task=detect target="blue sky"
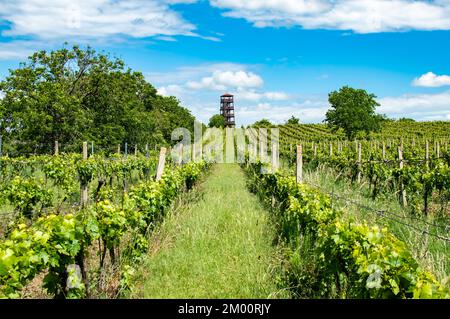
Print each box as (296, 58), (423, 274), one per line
(1, 0), (450, 125)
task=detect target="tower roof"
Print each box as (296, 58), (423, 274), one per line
(221, 93), (233, 97)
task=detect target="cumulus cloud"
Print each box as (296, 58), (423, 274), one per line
(412, 72), (450, 87)
(157, 84), (185, 97)
(0, 0), (198, 40)
(238, 101), (329, 124)
(237, 89), (289, 101)
(237, 89), (450, 125)
(209, 0), (450, 33)
(186, 70), (263, 90)
(265, 91), (289, 100)
(0, 41), (43, 60)
(182, 69), (290, 102)
(145, 63), (248, 86)
(378, 91), (450, 120)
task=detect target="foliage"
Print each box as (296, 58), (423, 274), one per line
(0, 160), (208, 298)
(0, 176), (53, 218)
(252, 119), (273, 127)
(0, 45), (195, 155)
(324, 86), (383, 139)
(398, 118), (416, 123)
(208, 114), (226, 128)
(286, 116), (300, 125)
(244, 162), (449, 299)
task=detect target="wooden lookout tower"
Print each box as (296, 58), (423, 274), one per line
(220, 93), (235, 127)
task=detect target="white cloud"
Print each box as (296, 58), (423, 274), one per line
(157, 84), (185, 97)
(0, 0), (199, 40)
(237, 102), (329, 124)
(210, 0), (450, 33)
(0, 41), (41, 60)
(181, 69), (289, 102)
(412, 72), (450, 87)
(145, 63), (248, 86)
(237, 89), (289, 101)
(237, 90), (263, 101)
(186, 70), (263, 90)
(264, 91), (289, 100)
(379, 91), (450, 120)
(155, 36), (178, 42)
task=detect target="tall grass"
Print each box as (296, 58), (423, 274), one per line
(131, 164), (288, 298)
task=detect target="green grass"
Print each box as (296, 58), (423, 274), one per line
(131, 164), (286, 298)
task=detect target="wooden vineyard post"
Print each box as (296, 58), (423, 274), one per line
(290, 144), (293, 163)
(178, 143), (183, 166)
(125, 142), (128, 157)
(398, 146), (407, 207)
(117, 144), (121, 155)
(91, 142), (94, 156)
(155, 147), (167, 181)
(81, 142), (88, 207)
(314, 143), (317, 157)
(329, 142), (333, 156)
(144, 144), (150, 179)
(272, 143), (279, 172)
(296, 145), (303, 183)
(75, 144), (90, 296)
(259, 130), (266, 163)
(424, 140), (430, 215)
(54, 141), (59, 156)
(357, 142), (362, 184)
(436, 142), (440, 158)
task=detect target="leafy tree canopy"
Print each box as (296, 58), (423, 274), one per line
(324, 86), (383, 139)
(0, 44), (195, 155)
(252, 119), (273, 127)
(286, 116), (300, 125)
(398, 117), (416, 122)
(208, 114), (226, 128)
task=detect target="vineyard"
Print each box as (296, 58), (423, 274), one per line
(256, 121), (450, 142)
(244, 120), (449, 298)
(0, 147), (208, 298)
(0, 121), (449, 299)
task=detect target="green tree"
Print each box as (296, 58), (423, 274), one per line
(286, 116), (300, 125)
(398, 117), (416, 122)
(0, 44), (195, 154)
(252, 119), (272, 127)
(208, 114), (226, 128)
(325, 86), (383, 139)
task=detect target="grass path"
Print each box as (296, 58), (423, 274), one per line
(131, 164), (284, 298)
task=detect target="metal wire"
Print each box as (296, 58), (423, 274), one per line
(304, 180), (450, 242)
